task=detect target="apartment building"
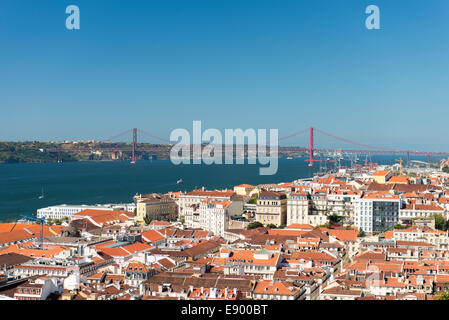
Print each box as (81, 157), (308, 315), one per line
(253, 280), (306, 300)
(287, 189), (359, 227)
(256, 191), (287, 226)
(178, 190), (241, 228)
(199, 199), (243, 237)
(14, 276), (63, 300)
(287, 192), (313, 225)
(124, 261), (156, 287)
(212, 248), (282, 280)
(135, 193), (178, 225)
(354, 192), (400, 233)
(390, 225), (449, 250)
(399, 202), (445, 225)
(327, 191), (362, 224)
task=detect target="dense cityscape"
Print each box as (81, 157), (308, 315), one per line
(1, 158), (449, 301)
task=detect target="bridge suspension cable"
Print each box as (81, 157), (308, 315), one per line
(103, 129), (132, 142)
(278, 128), (309, 142)
(137, 129), (175, 144)
(313, 127), (396, 152)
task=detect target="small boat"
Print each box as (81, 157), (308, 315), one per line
(130, 161), (136, 165)
(287, 157), (293, 160)
(177, 179), (183, 184)
(38, 188), (44, 200)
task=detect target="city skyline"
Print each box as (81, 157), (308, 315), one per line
(1, 0), (449, 151)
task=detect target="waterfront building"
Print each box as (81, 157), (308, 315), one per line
(37, 205), (112, 221)
(37, 204), (136, 221)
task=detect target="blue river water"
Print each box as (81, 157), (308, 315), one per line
(0, 155), (438, 221)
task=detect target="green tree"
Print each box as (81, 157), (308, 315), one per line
(443, 167), (449, 174)
(432, 214), (446, 231)
(179, 215), (185, 225)
(266, 224), (278, 229)
(358, 230), (366, 237)
(435, 289), (449, 300)
(327, 214), (343, 225)
(144, 217), (153, 225)
(247, 221), (264, 230)
(248, 194), (259, 205)
(133, 208), (137, 216)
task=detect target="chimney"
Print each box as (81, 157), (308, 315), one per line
(225, 288), (228, 297)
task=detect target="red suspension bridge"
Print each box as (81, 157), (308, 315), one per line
(46, 127), (449, 165)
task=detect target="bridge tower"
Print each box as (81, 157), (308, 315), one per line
(308, 127), (314, 166)
(406, 151), (410, 167)
(132, 128), (137, 163)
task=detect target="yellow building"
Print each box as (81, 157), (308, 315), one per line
(135, 194), (178, 225)
(255, 191), (287, 226)
(233, 184), (256, 196)
(372, 170), (392, 184)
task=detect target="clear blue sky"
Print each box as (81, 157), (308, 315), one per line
(0, 0), (448, 151)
